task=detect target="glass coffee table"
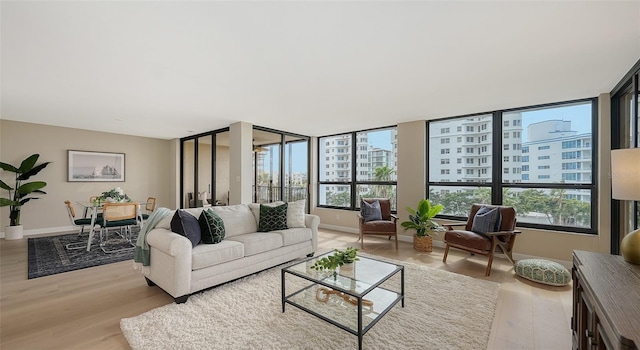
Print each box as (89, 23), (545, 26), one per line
(281, 252), (404, 350)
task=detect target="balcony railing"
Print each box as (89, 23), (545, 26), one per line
(254, 185), (307, 203)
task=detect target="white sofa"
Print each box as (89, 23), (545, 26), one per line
(143, 204), (319, 303)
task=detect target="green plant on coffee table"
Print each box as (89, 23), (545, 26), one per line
(310, 247), (360, 272)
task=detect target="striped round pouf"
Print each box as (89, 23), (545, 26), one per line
(514, 259), (571, 286)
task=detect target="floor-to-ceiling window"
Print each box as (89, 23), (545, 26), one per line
(180, 128), (230, 208)
(253, 127), (310, 207)
(318, 126), (398, 211)
(611, 59), (640, 254)
(428, 98), (597, 234)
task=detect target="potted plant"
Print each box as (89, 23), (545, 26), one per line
(0, 154), (51, 240)
(95, 187), (131, 204)
(310, 247), (360, 276)
(401, 199), (445, 252)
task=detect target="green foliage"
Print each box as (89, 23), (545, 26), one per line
(96, 188), (131, 203)
(325, 191), (350, 207)
(400, 199), (445, 237)
(428, 187), (591, 227)
(310, 247), (360, 272)
(0, 154), (51, 226)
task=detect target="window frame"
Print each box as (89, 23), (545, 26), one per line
(427, 98), (598, 234)
(317, 126), (398, 211)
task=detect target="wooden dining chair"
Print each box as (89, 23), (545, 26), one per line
(141, 197), (157, 220)
(100, 202), (139, 253)
(64, 200), (101, 250)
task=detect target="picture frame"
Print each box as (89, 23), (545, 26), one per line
(68, 150), (125, 182)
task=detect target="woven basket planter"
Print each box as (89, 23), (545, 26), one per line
(413, 235), (433, 252)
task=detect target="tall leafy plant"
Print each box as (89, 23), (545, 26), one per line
(0, 154), (51, 226)
(401, 199), (445, 237)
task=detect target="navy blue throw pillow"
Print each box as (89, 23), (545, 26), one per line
(361, 200), (382, 222)
(171, 209), (201, 247)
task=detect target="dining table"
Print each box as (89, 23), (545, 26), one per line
(75, 201), (147, 251)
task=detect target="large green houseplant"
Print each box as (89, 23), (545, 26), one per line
(401, 199), (445, 252)
(0, 154), (51, 239)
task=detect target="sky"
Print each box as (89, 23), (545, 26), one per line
(518, 102), (592, 142)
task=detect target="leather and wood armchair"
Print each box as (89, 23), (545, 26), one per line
(356, 198), (398, 250)
(443, 204), (521, 276)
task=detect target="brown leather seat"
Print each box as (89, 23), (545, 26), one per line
(443, 204), (521, 276)
(357, 198), (398, 250)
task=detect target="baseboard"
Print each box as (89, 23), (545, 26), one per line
(0, 226), (75, 239)
(318, 224), (359, 234)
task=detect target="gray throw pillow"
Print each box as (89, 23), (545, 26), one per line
(471, 206), (502, 234)
(198, 209), (225, 244)
(171, 209), (201, 247)
(361, 200), (382, 222)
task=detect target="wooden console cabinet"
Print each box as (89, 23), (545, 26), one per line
(572, 250), (640, 350)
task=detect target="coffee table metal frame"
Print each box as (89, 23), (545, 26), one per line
(281, 252), (404, 350)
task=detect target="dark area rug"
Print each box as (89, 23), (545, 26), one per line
(27, 228), (139, 279)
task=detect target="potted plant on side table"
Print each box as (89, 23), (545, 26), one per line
(0, 154), (51, 240)
(401, 199), (445, 252)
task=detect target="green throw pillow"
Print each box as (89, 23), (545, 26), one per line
(198, 209), (225, 244)
(258, 203), (288, 232)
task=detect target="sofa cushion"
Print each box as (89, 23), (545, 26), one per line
(191, 240), (244, 270)
(210, 205), (257, 237)
(444, 229), (492, 251)
(361, 200), (382, 222)
(170, 209), (201, 247)
(286, 200), (306, 228)
(226, 232), (283, 256)
(471, 206), (502, 234)
(198, 209), (225, 244)
(248, 202), (281, 225)
(249, 201), (306, 228)
(273, 227), (312, 247)
(258, 203), (288, 232)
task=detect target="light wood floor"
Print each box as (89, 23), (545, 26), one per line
(0, 229), (573, 349)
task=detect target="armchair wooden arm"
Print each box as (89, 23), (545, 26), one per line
(484, 229), (522, 236)
(444, 222), (467, 230)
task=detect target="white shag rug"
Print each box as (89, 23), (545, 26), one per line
(121, 256), (500, 350)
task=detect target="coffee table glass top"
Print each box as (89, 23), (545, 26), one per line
(282, 252), (404, 336)
(285, 252), (402, 296)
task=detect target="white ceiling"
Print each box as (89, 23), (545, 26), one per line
(2, 1), (639, 140)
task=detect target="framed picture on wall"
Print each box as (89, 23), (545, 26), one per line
(68, 150), (125, 182)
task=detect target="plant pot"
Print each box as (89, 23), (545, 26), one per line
(414, 235), (433, 252)
(339, 263), (356, 279)
(5, 225), (24, 240)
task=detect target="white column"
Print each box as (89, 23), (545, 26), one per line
(229, 122), (254, 204)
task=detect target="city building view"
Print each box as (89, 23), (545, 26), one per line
(318, 128), (398, 209)
(428, 101), (593, 228)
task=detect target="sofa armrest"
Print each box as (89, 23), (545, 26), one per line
(305, 214), (320, 253)
(147, 228), (193, 257)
